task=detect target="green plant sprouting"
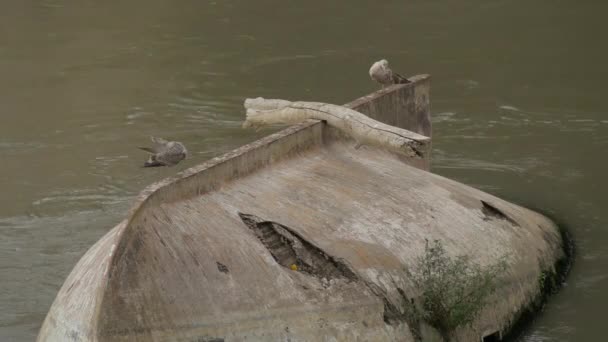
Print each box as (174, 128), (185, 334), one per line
(409, 239), (508, 341)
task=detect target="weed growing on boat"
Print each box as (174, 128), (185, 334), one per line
(409, 239), (508, 341)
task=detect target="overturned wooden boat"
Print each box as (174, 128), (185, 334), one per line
(38, 75), (567, 342)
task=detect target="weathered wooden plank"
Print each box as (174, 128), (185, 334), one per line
(345, 74), (432, 138)
(243, 98), (429, 158)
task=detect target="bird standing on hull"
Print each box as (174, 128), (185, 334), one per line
(369, 59), (410, 88)
(138, 136), (187, 167)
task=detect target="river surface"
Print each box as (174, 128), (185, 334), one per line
(1, 1), (606, 341)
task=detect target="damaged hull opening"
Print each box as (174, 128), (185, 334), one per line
(238, 213), (356, 280)
(238, 212), (416, 331)
(481, 200), (520, 226)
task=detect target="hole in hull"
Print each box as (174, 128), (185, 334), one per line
(482, 330), (501, 342)
(238, 213), (421, 330)
(216, 261), (229, 273)
(481, 200), (519, 226)
(238, 213), (356, 280)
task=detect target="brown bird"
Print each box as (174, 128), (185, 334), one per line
(369, 59), (410, 88)
(138, 136), (187, 167)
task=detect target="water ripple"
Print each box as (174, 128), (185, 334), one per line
(29, 184), (131, 217)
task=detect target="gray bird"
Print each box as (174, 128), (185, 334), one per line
(369, 59), (410, 88)
(138, 136), (187, 167)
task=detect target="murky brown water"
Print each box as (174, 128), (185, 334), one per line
(1, 1), (606, 340)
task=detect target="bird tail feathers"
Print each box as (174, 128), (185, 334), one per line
(138, 147), (156, 153)
(143, 159), (164, 167)
(393, 73), (411, 84)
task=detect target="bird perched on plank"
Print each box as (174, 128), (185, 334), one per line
(369, 59), (410, 88)
(138, 136), (187, 167)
